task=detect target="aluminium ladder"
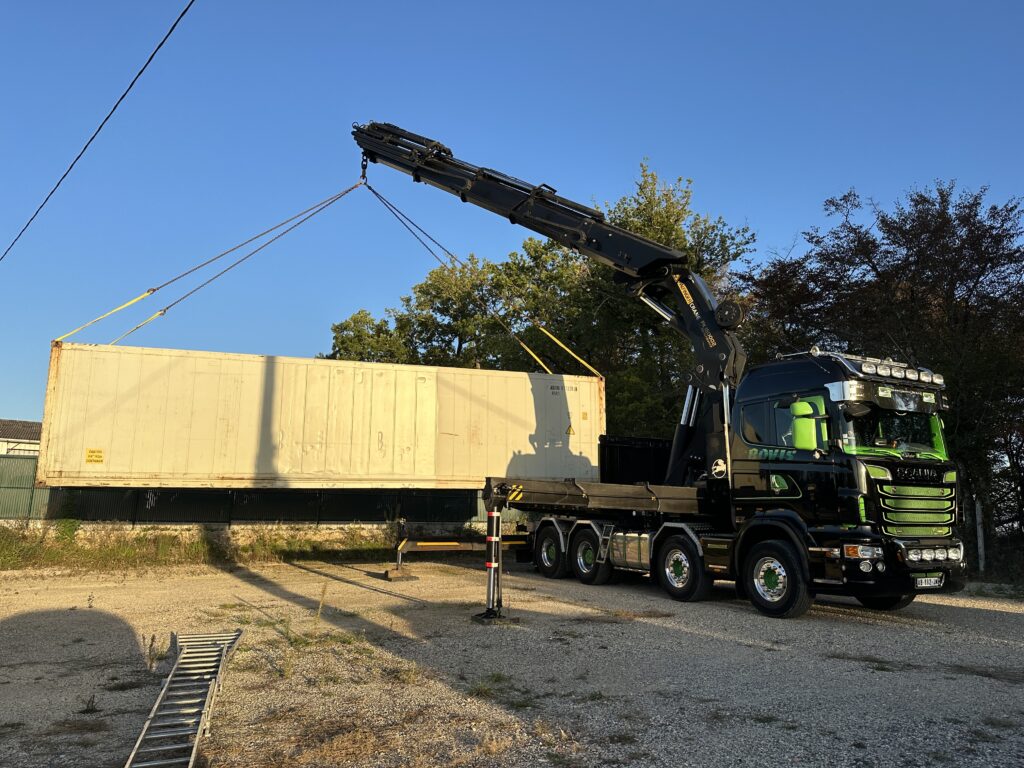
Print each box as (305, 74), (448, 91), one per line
(123, 630), (242, 768)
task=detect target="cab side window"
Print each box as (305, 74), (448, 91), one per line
(774, 403), (795, 447)
(740, 401), (771, 445)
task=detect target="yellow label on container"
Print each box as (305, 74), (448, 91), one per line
(85, 448), (105, 464)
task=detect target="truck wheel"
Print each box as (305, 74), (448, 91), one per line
(857, 593), (916, 611)
(655, 535), (711, 602)
(569, 528), (613, 585)
(744, 540), (812, 618)
(534, 525), (569, 579)
(733, 578), (748, 600)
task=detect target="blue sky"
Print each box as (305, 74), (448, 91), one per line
(1, 1), (1020, 419)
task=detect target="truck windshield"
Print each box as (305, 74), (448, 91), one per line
(843, 406), (947, 459)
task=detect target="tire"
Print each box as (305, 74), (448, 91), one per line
(534, 525), (569, 579)
(857, 593), (916, 611)
(743, 540), (812, 618)
(734, 577), (748, 600)
(655, 535), (712, 602)
(569, 528), (613, 585)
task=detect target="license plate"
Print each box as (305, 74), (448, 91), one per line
(915, 576), (943, 589)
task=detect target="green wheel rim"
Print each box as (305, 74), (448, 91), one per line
(753, 556), (788, 603)
(576, 540), (596, 573)
(541, 540), (558, 568)
(664, 548), (691, 588)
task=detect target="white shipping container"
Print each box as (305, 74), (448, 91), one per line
(37, 342), (605, 489)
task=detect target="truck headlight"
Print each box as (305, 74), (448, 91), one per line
(905, 369), (919, 381)
(908, 549), (922, 561)
(877, 364), (892, 376)
(947, 546), (962, 561)
(921, 549), (935, 561)
(933, 374), (944, 385)
(844, 545), (883, 559)
(933, 547), (947, 560)
(919, 371), (933, 383)
(862, 362), (877, 375)
(891, 367), (905, 379)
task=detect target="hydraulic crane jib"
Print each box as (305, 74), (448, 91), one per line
(352, 121), (966, 619)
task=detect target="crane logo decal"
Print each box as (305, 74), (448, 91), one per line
(711, 459), (727, 478)
(674, 278), (717, 349)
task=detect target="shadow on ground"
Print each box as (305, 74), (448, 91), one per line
(0, 607), (165, 768)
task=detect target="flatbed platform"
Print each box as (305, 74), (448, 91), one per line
(485, 477), (702, 515)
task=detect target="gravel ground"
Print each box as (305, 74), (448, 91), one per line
(1, 559), (1022, 768)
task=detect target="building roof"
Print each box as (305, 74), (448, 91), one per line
(0, 419), (42, 442)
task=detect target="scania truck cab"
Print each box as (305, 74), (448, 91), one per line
(353, 122), (967, 617)
(727, 350), (964, 612)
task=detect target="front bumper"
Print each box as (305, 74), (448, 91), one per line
(817, 536), (967, 597)
(840, 562), (967, 597)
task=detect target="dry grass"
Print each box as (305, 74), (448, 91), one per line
(608, 608), (673, 620)
(103, 675), (159, 692)
(43, 718), (111, 736)
(0, 523), (391, 571)
(386, 665), (423, 685)
(478, 734), (513, 754)
(217, 714), (406, 767)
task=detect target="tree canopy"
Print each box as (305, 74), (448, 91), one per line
(738, 182), (1024, 563)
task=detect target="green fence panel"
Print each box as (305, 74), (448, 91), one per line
(0, 456), (43, 519)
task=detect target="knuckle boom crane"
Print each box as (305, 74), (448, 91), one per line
(353, 122), (966, 618)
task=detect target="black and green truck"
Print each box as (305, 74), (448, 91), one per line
(354, 123), (967, 618)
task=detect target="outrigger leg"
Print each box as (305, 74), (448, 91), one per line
(473, 484), (519, 625)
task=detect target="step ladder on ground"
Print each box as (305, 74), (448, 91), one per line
(123, 630), (242, 768)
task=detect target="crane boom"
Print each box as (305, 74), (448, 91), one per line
(352, 122), (746, 392)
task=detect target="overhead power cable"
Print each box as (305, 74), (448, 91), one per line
(366, 183), (601, 378)
(0, 0), (197, 265)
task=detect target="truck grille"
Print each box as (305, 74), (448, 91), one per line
(877, 484), (955, 537)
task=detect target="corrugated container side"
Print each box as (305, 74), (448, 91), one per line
(38, 343), (605, 490)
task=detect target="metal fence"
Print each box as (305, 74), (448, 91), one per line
(0, 455), (487, 525)
(0, 455), (50, 519)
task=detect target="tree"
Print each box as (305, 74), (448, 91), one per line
(739, 182), (1024, 570)
(326, 309), (412, 364)
(326, 165), (754, 437)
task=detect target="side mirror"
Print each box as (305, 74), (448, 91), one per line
(790, 401), (819, 452)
